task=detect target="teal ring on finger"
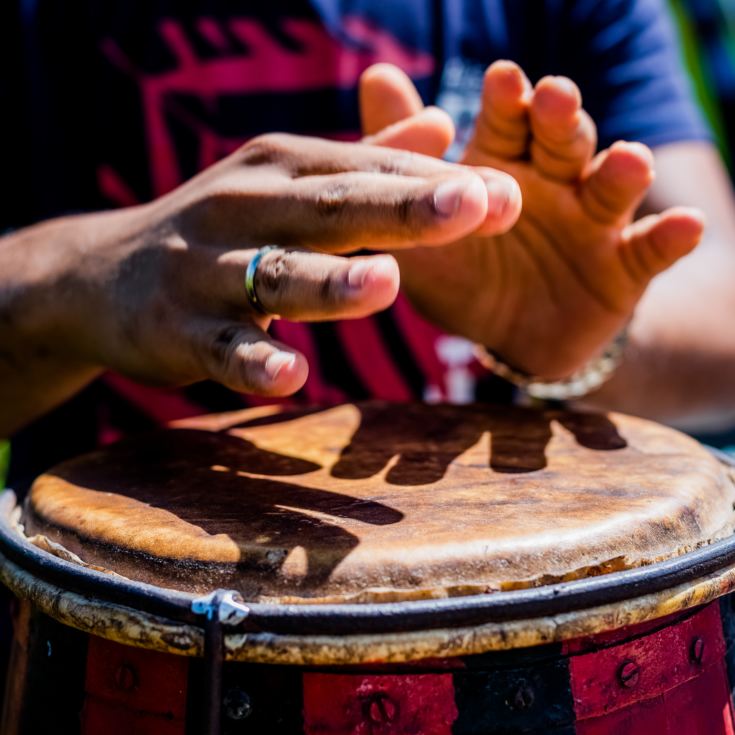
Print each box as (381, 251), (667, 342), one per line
(245, 245), (279, 315)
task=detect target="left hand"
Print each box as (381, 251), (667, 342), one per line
(360, 62), (705, 379)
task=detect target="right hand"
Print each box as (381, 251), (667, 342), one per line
(19, 132), (520, 397)
(361, 63), (704, 380)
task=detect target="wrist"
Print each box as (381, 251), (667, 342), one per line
(1, 206), (150, 368)
(476, 328), (629, 401)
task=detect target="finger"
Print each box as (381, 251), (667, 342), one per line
(207, 170), (521, 250)
(206, 249), (400, 320)
(529, 75), (597, 182)
(284, 172), (491, 248)
(246, 133), (469, 179)
(190, 320), (308, 396)
(359, 63), (424, 135)
(470, 60), (531, 160)
(620, 207), (704, 284)
(579, 142), (655, 225)
(365, 106), (455, 158)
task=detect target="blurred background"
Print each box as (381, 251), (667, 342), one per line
(671, 0), (735, 452)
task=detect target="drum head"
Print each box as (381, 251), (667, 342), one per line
(24, 403), (735, 603)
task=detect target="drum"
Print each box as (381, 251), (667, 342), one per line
(2, 402), (735, 734)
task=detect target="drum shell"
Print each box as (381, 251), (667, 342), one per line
(4, 594), (735, 734)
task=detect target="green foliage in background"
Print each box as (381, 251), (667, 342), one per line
(0, 442), (8, 489)
(669, 0), (734, 167)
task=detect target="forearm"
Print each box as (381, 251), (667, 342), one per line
(0, 211), (135, 437)
(585, 236), (735, 431)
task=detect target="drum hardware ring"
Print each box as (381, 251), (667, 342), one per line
(3, 452), (735, 638)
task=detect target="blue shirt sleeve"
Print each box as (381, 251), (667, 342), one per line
(559, 0), (711, 149)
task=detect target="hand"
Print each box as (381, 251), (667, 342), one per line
(360, 63), (705, 378)
(13, 133), (520, 399)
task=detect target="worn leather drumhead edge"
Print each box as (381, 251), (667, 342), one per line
(23, 403), (735, 604)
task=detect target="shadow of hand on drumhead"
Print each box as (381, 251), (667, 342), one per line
(330, 404), (627, 484)
(51, 427), (404, 590)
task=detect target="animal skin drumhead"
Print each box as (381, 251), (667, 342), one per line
(24, 402), (735, 603)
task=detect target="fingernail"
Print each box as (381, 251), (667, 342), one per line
(433, 179), (468, 217)
(348, 256), (396, 290)
(348, 260), (372, 289)
(265, 351), (296, 380)
(485, 178), (509, 219)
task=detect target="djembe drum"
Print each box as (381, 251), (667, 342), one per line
(2, 402), (735, 734)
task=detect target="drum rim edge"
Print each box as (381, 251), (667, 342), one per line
(1, 451), (734, 644)
(2, 532), (735, 664)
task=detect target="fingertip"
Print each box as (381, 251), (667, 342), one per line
(485, 60), (530, 97)
(359, 63), (423, 134)
(367, 106), (455, 157)
(658, 206), (706, 253)
(421, 106), (455, 137)
(348, 255), (401, 310)
(360, 62), (413, 87)
(419, 106), (455, 155)
(433, 174), (487, 216)
(589, 141), (655, 192)
(609, 141), (655, 169)
(362, 254), (400, 293)
(477, 171), (522, 234)
(427, 175), (489, 243)
(663, 205), (706, 230)
(264, 349), (309, 395)
(532, 75), (581, 118)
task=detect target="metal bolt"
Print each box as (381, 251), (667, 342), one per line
(365, 693), (398, 724)
(510, 683), (535, 711)
(223, 686), (253, 721)
(617, 660), (640, 688)
(114, 663), (138, 692)
(691, 636), (706, 665)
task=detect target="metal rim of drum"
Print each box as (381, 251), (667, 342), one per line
(2, 448), (735, 665)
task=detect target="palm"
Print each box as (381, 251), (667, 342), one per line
(397, 155), (635, 377)
(361, 61), (701, 379)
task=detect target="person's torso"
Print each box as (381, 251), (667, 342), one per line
(8, 1), (546, 480)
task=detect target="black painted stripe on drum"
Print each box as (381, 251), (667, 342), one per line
(309, 322), (371, 400)
(452, 644), (576, 734)
(17, 612), (89, 732)
(213, 662), (303, 735)
(374, 307), (426, 399)
(719, 595), (735, 701)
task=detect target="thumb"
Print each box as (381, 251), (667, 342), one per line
(360, 63), (425, 134)
(360, 64), (455, 158)
(365, 106), (456, 158)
